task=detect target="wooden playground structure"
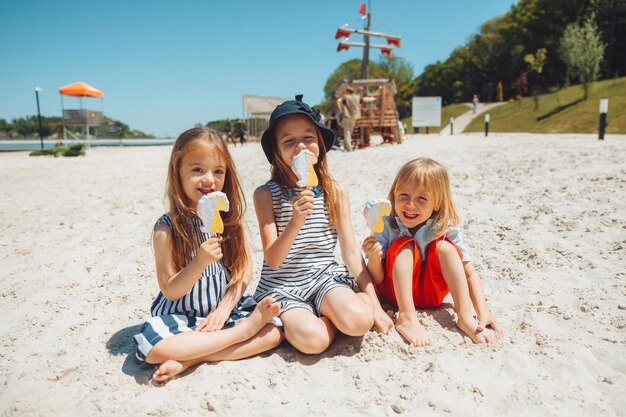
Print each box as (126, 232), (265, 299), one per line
(335, 78), (403, 147)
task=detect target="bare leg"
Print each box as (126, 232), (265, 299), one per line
(392, 245), (431, 347)
(437, 241), (497, 344)
(146, 297), (280, 367)
(153, 323), (283, 382)
(281, 308), (336, 354)
(320, 287), (374, 336)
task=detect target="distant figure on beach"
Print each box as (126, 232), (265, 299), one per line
(235, 119), (247, 145)
(362, 157), (503, 347)
(253, 95), (393, 354)
(472, 94), (479, 114)
(133, 127), (282, 383)
(224, 118), (236, 146)
(336, 87), (361, 152)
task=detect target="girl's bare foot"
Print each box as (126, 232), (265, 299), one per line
(153, 359), (185, 383)
(238, 297), (280, 339)
(456, 315), (498, 344)
(395, 312), (431, 347)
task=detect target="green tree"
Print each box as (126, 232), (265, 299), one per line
(524, 47), (547, 109)
(0, 118), (9, 134)
(559, 17), (606, 99)
(375, 56), (416, 117)
(413, 0), (616, 104)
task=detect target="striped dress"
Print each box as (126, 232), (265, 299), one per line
(253, 181), (358, 316)
(133, 214), (254, 362)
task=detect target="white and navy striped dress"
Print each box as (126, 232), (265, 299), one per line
(253, 181), (358, 316)
(134, 214), (254, 362)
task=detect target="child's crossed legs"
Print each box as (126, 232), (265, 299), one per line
(280, 287), (374, 354)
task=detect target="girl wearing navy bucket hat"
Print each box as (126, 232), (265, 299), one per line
(253, 95), (393, 354)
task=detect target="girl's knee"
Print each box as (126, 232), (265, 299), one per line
(336, 303), (374, 336)
(270, 325), (285, 347)
(286, 320), (331, 354)
(395, 244), (415, 263)
(260, 324), (284, 348)
(297, 338), (331, 355)
(436, 240), (457, 259)
(392, 243), (416, 268)
(144, 344), (165, 364)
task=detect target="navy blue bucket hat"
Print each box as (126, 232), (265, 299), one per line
(261, 95), (335, 162)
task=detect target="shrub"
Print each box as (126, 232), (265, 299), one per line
(29, 144), (85, 157)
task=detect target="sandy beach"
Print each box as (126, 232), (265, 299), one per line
(1, 132), (624, 416)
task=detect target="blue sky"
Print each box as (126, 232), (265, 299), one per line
(1, 0), (516, 137)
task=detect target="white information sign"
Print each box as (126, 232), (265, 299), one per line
(411, 97), (442, 127)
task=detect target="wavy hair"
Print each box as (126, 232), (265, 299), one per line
(266, 116), (340, 227)
(164, 127), (248, 287)
(388, 157), (460, 240)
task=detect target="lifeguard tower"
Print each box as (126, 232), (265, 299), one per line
(59, 82), (104, 147)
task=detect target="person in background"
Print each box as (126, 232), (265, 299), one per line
(336, 87), (361, 152)
(235, 119), (247, 146)
(224, 118), (236, 146)
(472, 94), (480, 114)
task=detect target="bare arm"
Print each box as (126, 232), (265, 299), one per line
(361, 236), (385, 284)
(335, 185), (393, 333)
(336, 97), (343, 114)
(254, 185), (314, 269)
(153, 224), (223, 301)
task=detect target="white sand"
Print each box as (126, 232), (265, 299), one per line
(1, 133), (624, 416)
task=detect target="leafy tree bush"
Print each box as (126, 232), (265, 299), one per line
(524, 48), (548, 109)
(559, 17), (606, 99)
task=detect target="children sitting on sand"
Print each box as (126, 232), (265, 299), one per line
(135, 123), (501, 377)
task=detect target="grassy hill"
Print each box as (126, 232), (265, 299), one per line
(401, 103), (471, 134)
(464, 77), (626, 133)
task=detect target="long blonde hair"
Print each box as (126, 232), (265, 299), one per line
(164, 127), (248, 287)
(267, 117), (341, 227)
(388, 157), (460, 240)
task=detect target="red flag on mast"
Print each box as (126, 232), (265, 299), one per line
(359, 3), (366, 15)
(335, 28), (351, 39)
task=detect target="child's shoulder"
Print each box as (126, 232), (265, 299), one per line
(253, 183), (274, 200)
(153, 213), (173, 232)
(254, 182), (272, 194)
(254, 180), (287, 198)
(253, 183), (277, 209)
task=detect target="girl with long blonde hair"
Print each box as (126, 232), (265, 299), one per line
(134, 127), (281, 382)
(362, 157), (503, 347)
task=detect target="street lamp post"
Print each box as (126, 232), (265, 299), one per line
(35, 87), (44, 150)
